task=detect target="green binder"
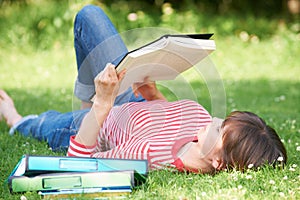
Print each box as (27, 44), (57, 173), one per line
(9, 170), (134, 193)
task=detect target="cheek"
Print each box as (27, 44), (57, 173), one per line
(197, 126), (206, 135)
(213, 130), (224, 155)
(215, 137), (223, 151)
(196, 127), (206, 146)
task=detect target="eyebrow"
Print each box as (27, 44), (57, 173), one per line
(208, 119), (224, 135)
(213, 118), (224, 127)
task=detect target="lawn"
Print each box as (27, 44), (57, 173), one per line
(0, 1), (299, 199)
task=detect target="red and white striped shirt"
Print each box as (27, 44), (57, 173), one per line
(68, 99), (212, 171)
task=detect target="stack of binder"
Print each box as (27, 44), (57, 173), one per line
(7, 155), (148, 199)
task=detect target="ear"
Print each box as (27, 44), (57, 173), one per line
(212, 158), (223, 170)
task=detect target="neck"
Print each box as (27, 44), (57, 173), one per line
(178, 142), (211, 173)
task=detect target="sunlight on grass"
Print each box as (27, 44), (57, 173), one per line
(0, 45), (76, 89)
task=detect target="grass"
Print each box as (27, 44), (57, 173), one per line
(0, 0), (300, 199)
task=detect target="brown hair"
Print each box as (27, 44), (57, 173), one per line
(220, 111), (287, 171)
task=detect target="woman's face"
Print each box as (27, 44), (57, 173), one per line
(197, 117), (224, 158)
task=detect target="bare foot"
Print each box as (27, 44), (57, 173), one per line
(0, 90), (22, 127)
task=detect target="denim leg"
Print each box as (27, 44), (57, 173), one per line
(73, 5), (145, 105)
(13, 109), (89, 151)
(10, 5), (146, 152)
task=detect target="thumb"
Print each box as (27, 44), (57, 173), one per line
(132, 83), (140, 98)
(117, 68), (127, 81)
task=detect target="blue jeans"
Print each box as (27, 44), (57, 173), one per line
(73, 5), (143, 104)
(10, 5), (145, 151)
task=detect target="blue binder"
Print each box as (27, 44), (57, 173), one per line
(9, 155), (148, 178)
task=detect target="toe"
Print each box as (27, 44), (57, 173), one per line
(0, 90), (10, 100)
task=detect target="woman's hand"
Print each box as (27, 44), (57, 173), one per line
(132, 77), (166, 101)
(75, 63), (126, 147)
(93, 63), (126, 108)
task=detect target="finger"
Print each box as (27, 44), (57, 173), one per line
(134, 92), (139, 98)
(107, 63), (116, 72)
(95, 63), (116, 81)
(105, 63), (115, 69)
(97, 65), (115, 85)
(143, 76), (150, 83)
(102, 63), (114, 76)
(132, 83), (139, 98)
(94, 70), (105, 83)
(144, 76), (154, 83)
(105, 63), (114, 74)
(0, 90), (6, 100)
(117, 68), (127, 81)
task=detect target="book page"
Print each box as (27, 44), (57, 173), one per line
(11, 157), (26, 177)
(169, 36), (215, 49)
(117, 37), (215, 95)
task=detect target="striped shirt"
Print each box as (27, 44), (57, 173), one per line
(68, 99), (212, 171)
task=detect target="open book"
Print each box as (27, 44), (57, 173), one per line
(115, 33), (215, 95)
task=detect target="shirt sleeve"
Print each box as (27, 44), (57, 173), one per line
(67, 135), (146, 161)
(91, 140), (145, 160)
(67, 135), (97, 157)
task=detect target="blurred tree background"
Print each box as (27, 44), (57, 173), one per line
(0, 0), (299, 51)
(1, 0), (300, 17)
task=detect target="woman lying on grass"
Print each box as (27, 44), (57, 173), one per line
(0, 5), (287, 174)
